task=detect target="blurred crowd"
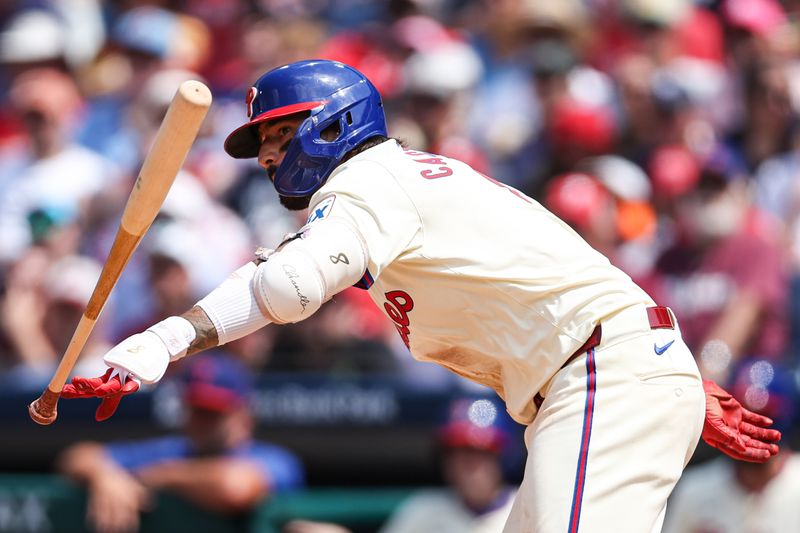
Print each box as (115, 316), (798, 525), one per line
(2, 0), (799, 396)
(3, 0), (800, 530)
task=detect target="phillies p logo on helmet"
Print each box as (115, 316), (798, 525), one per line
(246, 87), (258, 118)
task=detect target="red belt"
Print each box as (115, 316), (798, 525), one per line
(533, 306), (674, 409)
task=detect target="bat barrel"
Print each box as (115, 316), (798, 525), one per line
(120, 80), (213, 236)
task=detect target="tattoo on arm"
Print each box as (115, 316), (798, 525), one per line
(180, 306), (219, 356)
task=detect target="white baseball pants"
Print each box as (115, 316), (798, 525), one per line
(503, 304), (705, 533)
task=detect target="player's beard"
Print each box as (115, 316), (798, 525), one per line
(267, 164), (312, 211)
(279, 194), (312, 210)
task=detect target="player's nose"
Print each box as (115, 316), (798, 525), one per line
(258, 141), (281, 170)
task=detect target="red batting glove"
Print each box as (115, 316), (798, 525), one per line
(62, 368), (140, 421)
(702, 379), (781, 463)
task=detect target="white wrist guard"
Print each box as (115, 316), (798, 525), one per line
(196, 262), (272, 345)
(147, 315), (196, 362)
(254, 217), (368, 324)
(103, 316), (195, 384)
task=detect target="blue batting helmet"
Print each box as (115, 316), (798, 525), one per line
(224, 59), (388, 197)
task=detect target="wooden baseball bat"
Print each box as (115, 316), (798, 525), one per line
(28, 80), (212, 425)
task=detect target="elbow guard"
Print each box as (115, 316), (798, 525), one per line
(254, 218), (368, 324)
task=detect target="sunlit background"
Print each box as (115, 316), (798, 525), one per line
(1, 0), (799, 532)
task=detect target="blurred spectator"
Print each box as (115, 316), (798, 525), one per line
(528, 96), (619, 197)
(110, 219), (208, 346)
(144, 222), (200, 322)
(91, 68), (254, 342)
(267, 287), (400, 376)
(76, 5), (210, 166)
(613, 53), (670, 161)
(55, 0), (106, 68)
(127, 212), (275, 371)
(641, 146), (789, 383)
(0, 7), (68, 75)
(210, 14), (326, 96)
(152, 173), (254, 295)
(0, 68), (121, 266)
(737, 59), (797, 173)
(460, 0), (547, 188)
(663, 358), (800, 533)
(58, 353), (304, 532)
(544, 172), (619, 255)
(649, 143), (702, 205)
(721, 0), (790, 90)
(754, 124), (800, 227)
(578, 156), (656, 242)
(754, 124), (800, 357)
(0, 252), (109, 386)
(318, 26), (404, 100)
(285, 396), (520, 533)
(544, 161), (657, 278)
(0, 2), (105, 71)
(380, 397), (519, 533)
(389, 14), (484, 159)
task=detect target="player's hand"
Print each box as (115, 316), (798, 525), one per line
(701, 379), (781, 463)
(62, 368), (140, 421)
(62, 328), (174, 421)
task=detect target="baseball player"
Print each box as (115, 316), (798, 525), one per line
(63, 60), (781, 532)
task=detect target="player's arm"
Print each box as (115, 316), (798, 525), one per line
(62, 217), (368, 420)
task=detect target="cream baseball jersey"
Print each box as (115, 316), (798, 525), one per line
(307, 140), (655, 423)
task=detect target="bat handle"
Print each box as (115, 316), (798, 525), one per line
(28, 312), (100, 425)
(28, 388), (60, 425)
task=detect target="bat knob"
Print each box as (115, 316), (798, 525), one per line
(28, 389), (59, 425)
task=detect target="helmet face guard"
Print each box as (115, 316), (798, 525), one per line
(224, 60), (388, 197)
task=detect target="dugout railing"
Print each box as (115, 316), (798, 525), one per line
(0, 474), (415, 533)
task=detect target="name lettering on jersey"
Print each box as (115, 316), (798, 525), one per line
(307, 194), (336, 224)
(404, 150), (453, 179)
(404, 150), (531, 203)
(384, 290), (414, 348)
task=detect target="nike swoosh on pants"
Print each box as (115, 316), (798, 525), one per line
(653, 340), (675, 355)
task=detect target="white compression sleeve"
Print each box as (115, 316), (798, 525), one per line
(196, 261), (272, 346)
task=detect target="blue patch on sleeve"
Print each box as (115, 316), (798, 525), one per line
(307, 195), (336, 224)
